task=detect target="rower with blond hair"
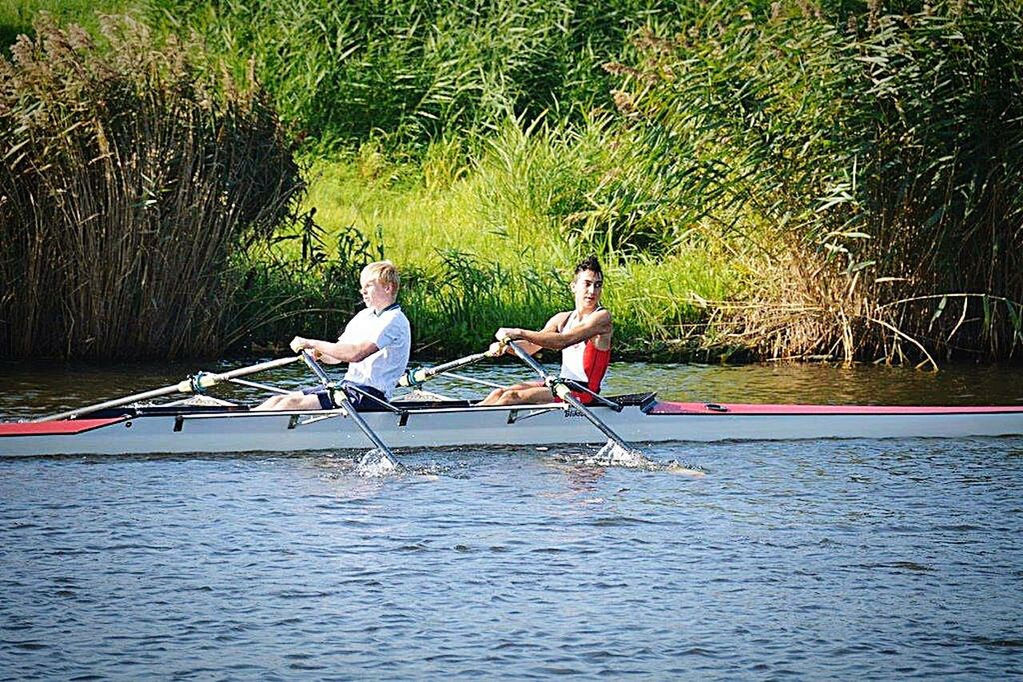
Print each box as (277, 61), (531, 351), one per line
(254, 260), (411, 411)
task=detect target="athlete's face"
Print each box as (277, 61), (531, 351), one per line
(571, 269), (603, 311)
(360, 274), (395, 311)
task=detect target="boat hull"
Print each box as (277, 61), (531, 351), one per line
(2, 397), (1023, 457)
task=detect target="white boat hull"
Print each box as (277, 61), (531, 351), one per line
(3, 396), (1023, 457)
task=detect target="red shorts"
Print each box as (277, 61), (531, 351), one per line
(555, 392), (594, 405)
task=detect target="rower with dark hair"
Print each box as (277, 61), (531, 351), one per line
(479, 255), (612, 406)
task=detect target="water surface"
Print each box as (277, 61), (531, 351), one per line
(1, 360), (1022, 678)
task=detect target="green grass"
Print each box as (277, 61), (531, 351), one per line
(8, 1), (1022, 363)
(300, 151), (530, 268)
(0, 0), (134, 53)
(289, 150), (740, 358)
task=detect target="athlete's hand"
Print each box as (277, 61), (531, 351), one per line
(485, 340), (506, 357)
(495, 328), (521, 343)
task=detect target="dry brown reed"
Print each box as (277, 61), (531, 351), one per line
(604, 2), (1023, 366)
(0, 15), (303, 360)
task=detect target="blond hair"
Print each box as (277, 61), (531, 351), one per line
(362, 260), (400, 290)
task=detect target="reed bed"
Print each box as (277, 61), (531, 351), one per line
(0, 0), (130, 57)
(0, 16), (302, 360)
(600, 0), (1023, 364)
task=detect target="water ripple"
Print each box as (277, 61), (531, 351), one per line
(1, 435), (1022, 677)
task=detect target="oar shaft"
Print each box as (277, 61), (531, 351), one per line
(210, 355), (303, 382)
(505, 340), (635, 452)
(33, 355), (303, 423)
(300, 351), (332, 384)
(33, 384), (192, 423)
(335, 393), (395, 458)
(556, 388), (624, 444)
(300, 351), (400, 469)
(399, 351), (490, 387)
(505, 340), (549, 380)
(425, 351), (489, 376)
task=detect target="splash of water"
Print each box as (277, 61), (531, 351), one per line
(586, 440), (706, 477)
(588, 440), (649, 468)
(357, 448), (402, 477)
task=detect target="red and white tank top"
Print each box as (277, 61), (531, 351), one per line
(559, 309), (611, 397)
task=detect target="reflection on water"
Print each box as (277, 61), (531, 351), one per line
(2, 358), (1023, 420)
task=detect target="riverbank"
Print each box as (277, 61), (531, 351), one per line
(3, 2), (1021, 364)
(235, 152), (739, 361)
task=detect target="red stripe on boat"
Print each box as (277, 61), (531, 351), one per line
(0, 418), (126, 436)
(649, 401), (1023, 415)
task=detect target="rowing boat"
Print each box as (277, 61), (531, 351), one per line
(2, 392), (1023, 458)
(3, 354), (1022, 459)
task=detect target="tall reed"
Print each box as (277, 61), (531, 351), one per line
(0, 16), (303, 360)
(602, 0), (1023, 363)
(11, 2), (1019, 365)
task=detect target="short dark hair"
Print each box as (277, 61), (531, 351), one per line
(574, 255), (603, 278)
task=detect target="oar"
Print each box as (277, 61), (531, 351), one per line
(33, 355), (303, 423)
(502, 343), (704, 476)
(503, 339), (637, 455)
(398, 346), (502, 388)
(299, 350), (401, 471)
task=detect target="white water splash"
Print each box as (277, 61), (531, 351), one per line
(588, 440), (649, 468)
(357, 448), (401, 477)
(585, 440), (706, 477)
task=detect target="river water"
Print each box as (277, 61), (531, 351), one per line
(2, 359), (1022, 678)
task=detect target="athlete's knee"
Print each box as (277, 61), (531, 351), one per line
(493, 390), (524, 405)
(478, 388), (502, 406)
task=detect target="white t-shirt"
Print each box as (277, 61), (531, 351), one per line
(338, 304), (411, 399)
